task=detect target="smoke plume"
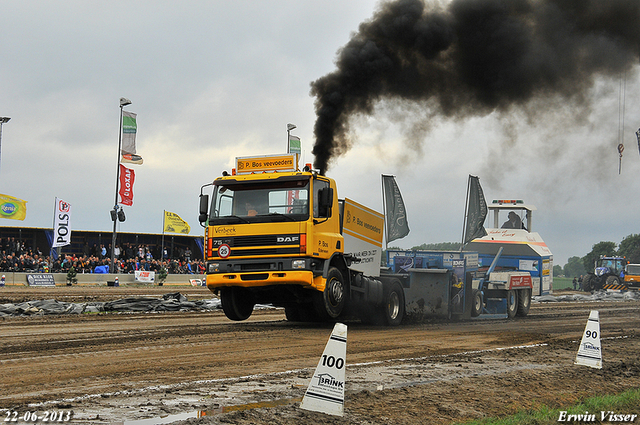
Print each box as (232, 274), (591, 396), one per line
(310, 0), (640, 174)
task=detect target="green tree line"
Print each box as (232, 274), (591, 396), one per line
(552, 234), (640, 278)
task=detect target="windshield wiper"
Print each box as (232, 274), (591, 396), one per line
(225, 215), (250, 224)
(267, 212), (295, 221)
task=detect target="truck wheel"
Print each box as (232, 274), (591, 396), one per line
(516, 288), (531, 317)
(506, 289), (518, 319)
(471, 289), (483, 317)
(220, 287), (254, 321)
(285, 304), (320, 322)
(284, 306), (301, 322)
(314, 267), (346, 320)
(382, 280), (405, 326)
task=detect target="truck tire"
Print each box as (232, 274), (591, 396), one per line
(314, 267), (346, 320)
(471, 289), (483, 317)
(516, 288), (531, 317)
(220, 287), (255, 321)
(285, 304), (320, 322)
(506, 289), (518, 319)
(381, 280), (405, 326)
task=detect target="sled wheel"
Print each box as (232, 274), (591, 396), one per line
(506, 289), (518, 319)
(471, 289), (483, 317)
(516, 288), (531, 317)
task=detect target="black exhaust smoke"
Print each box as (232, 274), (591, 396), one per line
(310, 0), (640, 174)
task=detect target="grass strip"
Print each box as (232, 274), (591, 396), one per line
(455, 388), (640, 425)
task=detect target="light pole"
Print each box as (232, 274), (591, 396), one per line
(0, 117), (11, 175)
(111, 98), (131, 274)
(287, 123), (296, 153)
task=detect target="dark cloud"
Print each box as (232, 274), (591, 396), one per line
(311, 0), (640, 174)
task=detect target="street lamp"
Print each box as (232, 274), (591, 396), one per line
(0, 117), (11, 175)
(287, 123), (296, 153)
(110, 98), (131, 273)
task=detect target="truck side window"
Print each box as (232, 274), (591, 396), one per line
(314, 179), (330, 218)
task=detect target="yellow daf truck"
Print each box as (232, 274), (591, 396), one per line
(198, 154), (401, 324)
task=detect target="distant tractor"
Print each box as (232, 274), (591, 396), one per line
(582, 256), (627, 292)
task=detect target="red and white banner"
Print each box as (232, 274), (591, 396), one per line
(119, 164), (135, 206)
(52, 197), (72, 248)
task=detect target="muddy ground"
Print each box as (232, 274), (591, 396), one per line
(0, 285), (639, 424)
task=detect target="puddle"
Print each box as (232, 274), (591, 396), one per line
(123, 398), (302, 424)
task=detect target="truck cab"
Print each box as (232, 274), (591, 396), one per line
(199, 154), (353, 321)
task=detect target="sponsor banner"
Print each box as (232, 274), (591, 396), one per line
(381, 175), (409, 243)
(164, 211), (191, 234)
(52, 197), (72, 248)
(236, 154), (297, 174)
(121, 111), (137, 155)
(26, 274), (56, 287)
(121, 153), (143, 165)
(509, 274), (532, 288)
(190, 279), (204, 286)
(119, 164), (135, 206)
(289, 135), (301, 154)
(343, 198), (383, 277)
(464, 175), (488, 245)
(134, 270), (155, 283)
(0, 193), (27, 221)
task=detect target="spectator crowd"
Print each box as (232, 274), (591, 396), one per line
(0, 237), (204, 274)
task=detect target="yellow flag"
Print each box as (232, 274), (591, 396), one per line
(164, 211), (190, 234)
(0, 194), (27, 221)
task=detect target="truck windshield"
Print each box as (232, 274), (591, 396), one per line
(627, 265), (640, 275)
(209, 177), (310, 224)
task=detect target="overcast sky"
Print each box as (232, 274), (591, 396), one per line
(1, 0), (639, 267)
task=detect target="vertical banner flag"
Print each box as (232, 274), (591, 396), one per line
(382, 175), (409, 243)
(0, 193), (27, 221)
(118, 164), (135, 206)
(52, 197), (72, 247)
(289, 135), (301, 155)
(464, 175), (488, 245)
(164, 211), (191, 234)
(121, 111), (143, 164)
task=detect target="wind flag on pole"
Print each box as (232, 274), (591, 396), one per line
(463, 175), (488, 246)
(0, 193), (27, 221)
(289, 135), (301, 155)
(52, 197), (72, 248)
(118, 164), (135, 206)
(121, 111), (143, 164)
(381, 175), (409, 244)
(164, 211), (191, 234)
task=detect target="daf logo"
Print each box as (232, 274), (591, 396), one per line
(277, 236), (299, 244)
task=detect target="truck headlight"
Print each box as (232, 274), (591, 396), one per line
(292, 259), (306, 269)
(208, 262), (220, 273)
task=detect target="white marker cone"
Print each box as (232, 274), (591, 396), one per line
(300, 323), (347, 417)
(575, 310), (602, 369)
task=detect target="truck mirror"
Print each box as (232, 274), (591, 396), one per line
(318, 187), (333, 217)
(199, 194), (209, 223)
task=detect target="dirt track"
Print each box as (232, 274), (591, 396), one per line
(1, 286), (639, 424)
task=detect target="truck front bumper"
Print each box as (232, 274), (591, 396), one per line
(206, 270), (326, 292)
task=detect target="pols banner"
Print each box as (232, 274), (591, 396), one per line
(119, 164), (135, 206)
(0, 193), (27, 221)
(52, 197), (72, 248)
